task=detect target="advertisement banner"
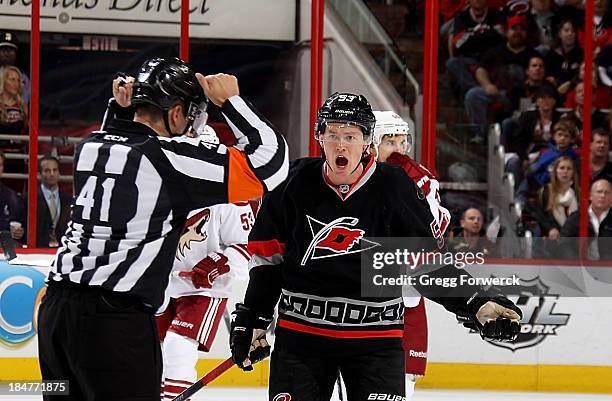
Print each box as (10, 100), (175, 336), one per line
(0, 0), (295, 41)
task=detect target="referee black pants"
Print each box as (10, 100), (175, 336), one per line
(38, 282), (162, 401)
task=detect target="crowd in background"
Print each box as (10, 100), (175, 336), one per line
(441, 0), (612, 259)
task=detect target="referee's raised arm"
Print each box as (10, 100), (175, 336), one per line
(155, 73), (288, 211)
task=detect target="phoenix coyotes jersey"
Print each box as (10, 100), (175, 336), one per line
(247, 157), (441, 351)
(167, 201), (257, 299)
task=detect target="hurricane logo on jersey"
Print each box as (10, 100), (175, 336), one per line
(176, 209), (211, 260)
(300, 215), (380, 266)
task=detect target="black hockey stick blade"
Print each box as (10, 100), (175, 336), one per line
(171, 357), (234, 401)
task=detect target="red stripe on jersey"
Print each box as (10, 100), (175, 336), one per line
(277, 319), (403, 339)
(248, 240), (286, 257)
(230, 244), (251, 261)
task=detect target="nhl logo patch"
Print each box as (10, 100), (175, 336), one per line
(338, 184), (350, 194)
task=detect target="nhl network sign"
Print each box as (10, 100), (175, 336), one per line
(0, 0), (295, 41)
(464, 277), (570, 351)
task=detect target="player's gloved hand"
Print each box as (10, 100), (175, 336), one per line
(459, 296), (522, 342)
(191, 252), (230, 289)
(230, 303), (272, 371)
(386, 152), (411, 167)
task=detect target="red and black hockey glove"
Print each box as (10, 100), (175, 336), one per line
(230, 303), (272, 371)
(191, 252), (230, 289)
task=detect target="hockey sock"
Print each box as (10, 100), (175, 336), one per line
(162, 331), (199, 400)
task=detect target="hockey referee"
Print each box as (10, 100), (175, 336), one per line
(37, 58), (288, 401)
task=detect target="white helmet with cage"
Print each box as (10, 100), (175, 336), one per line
(372, 111), (413, 152)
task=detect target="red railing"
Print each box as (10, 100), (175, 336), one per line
(309, 0), (324, 158)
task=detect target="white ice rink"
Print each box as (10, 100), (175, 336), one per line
(7, 389), (612, 401)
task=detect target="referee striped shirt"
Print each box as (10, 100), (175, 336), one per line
(49, 95), (288, 309)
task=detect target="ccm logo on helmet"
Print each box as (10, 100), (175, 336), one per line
(273, 393), (292, 401)
(367, 393), (406, 401)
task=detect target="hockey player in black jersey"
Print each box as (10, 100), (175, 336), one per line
(230, 92), (521, 401)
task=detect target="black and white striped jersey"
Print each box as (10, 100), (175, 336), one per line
(49, 95), (288, 310)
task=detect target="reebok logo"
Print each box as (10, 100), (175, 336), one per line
(409, 350), (427, 358)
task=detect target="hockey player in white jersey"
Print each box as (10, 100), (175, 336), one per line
(156, 127), (257, 400)
(331, 111), (451, 401)
(373, 111), (450, 400)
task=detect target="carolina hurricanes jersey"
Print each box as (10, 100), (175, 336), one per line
(167, 201), (256, 299)
(246, 157), (443, 352)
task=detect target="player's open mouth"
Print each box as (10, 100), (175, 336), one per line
(335, 155), (348, 168)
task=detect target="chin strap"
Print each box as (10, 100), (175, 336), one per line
(162, 110), (192, 137)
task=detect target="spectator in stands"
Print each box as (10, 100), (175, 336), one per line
(0, 150), (24, 243)
(516, 118), (579, 203)
(546, 19), (583, 94)
(562, 81), (610, 133)
(564, 62), (612, 111)
(0, 65), (29, 184)
(36, 155), (71, 248)
(0, 31), (29, 102)
(530, 119), (579, 186)
(446, 0), (505, 95)
(527, 0), (558, 55)
(528, 156), (579, 240)
(576, 0), (612, 52)
(464, 15), (540, 143)
(504, 84), (561, 186)
(596, 42), (612, 87)
(0, 65), (28, 134)
(598, 200), (612, 260)
(559, 178), (611, 260)
(509, 55), (556, 111)
(591, 128), (612, 183)
(448, 207), (497, 257)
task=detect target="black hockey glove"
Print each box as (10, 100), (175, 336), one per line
(230, 303), (272, 371)
(457, 295), (522, 342)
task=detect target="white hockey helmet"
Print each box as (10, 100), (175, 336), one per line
(372, 111), (412, 151)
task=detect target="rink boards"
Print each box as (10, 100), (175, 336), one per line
(1, 254), (611, 393)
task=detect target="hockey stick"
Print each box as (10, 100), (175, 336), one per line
(171, 357), (234, 401)
(172, 271), (193, 279)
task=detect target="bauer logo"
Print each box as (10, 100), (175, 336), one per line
(465, 277), (570, 351)
(367, 393), (406, 401)
(0, 263), (47, 347)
